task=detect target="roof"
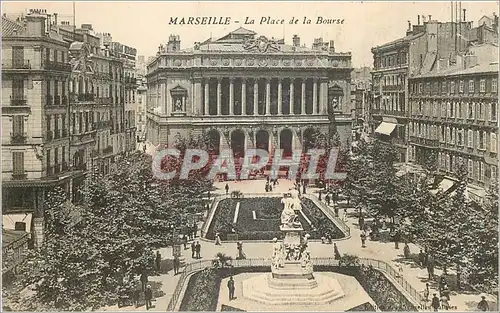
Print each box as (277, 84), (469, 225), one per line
(1, 16), (25, 37)
(414, 62), (498, 78)
(229, 27), (256, 36)
(372, 32), (425, 51)
(2, 229), (29, 247)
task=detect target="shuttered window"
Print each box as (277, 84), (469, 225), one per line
(12, 152), (24, 174)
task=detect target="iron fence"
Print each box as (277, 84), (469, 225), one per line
(166, 257), (422, 311)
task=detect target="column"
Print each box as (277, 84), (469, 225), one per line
(204, 80), (209, 115)
(301, 79), (306, 115)
(277, 79), (283, 115)
(289, 78), (295, 115)
(241, 78), (247, 116)
(229, 78), (234, 115)
(312, 78), (318, 115)
(217, 78), (221, 115)
(265, 78), (271, 115)
(253, 78), (258, 116)
(320, 79), (328, 115)
(194, 78), (202, 116)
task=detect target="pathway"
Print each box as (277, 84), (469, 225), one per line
(103, 175), (497, 312)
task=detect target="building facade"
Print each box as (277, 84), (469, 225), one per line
(1, 13), (77, 247)
(146, 28), (353, 156)
(408, 45), (498, 202)
(371, 14), (473, 162)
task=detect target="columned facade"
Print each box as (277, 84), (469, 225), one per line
(146, 28), (353, 151)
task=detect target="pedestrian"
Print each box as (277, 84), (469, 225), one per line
(440, 293), (449, 310)
(269, 184), (273, 192)
(423, 283), (430, 303)
(477, 296), (489, 311)
(155, 251), (162, 273)
(208, 191), (211, 199)
(431, 293), (440, 312)
(360, 230), (367, 248)
(334, 206), (339, 217)
(191, 241), (196, 258)
(403, 242), (411, 259)
(265, 182), (269, 192)
(343, 209), (348, 222)
(173, 255), (180, 275)
(418, 249), (425, 267)
(140, 270), (148, 292)
(237, 241), (246, 259)
(193, 223), (198, 238)
(358, 215), (365, 231)
(318, 190), (322, 201)
(142, 144), (146, 153)
(144, 284), (153, 310)
(227, 276), (235, 300)
(183, 235), (188, 250)
(133, 283), (141, 308)
(302, 183), (306, 195)
(333, 243), (341, 260)
(325, 194), (331, 206)
(195, 241), (201, 259)
(225, 183), (229, 195)
(215, 232), (222, 245)
(427, 255), (435, 280)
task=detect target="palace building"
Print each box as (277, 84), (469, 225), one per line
(146, 28), (353, 157)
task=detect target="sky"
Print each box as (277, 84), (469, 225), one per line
(2, 1), (498, 67)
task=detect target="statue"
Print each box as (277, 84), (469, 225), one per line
(280, 198), (296, 227)
(174, 98), (182, 111)
(272, 238), (284, 269)
(301, 248), (312, 271)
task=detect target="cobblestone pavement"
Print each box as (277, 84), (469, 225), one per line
(106, 154), (497, 311)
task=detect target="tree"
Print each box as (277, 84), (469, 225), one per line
(14, 152), (212, 310)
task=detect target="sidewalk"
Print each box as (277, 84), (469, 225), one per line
(103, 174), (496, 311)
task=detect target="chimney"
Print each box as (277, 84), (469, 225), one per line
(429, 15), (432, 21)
(408, 20), (411, 30)
(329, 40), (335, 53)
(463, 9), (466, 22)
(26, 13), (46, 37)
(292, 35), (300, 47)
(54, 13), (58, 26)
(418, 15), (420, 25)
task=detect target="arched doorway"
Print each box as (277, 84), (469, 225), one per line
(256, 130), (269, 151)
(206, 129), (220, 155)
(280, 128), (293, 157)
(302, 128), (316, 152)
(231, 129), (246, 158)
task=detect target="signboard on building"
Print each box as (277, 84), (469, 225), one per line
(28, 9), (47, 15)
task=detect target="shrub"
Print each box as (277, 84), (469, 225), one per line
(179, 267), (220, 311)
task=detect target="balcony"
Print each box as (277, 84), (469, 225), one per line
(3, 60), (31, 70)
(77, 93), (95, 102)
(10, 96), (27, 106)
(103, 145), (113, 155)
(97, 97), (112, 105)
(46, 95), (53, 106)
(74, 163), (87, 171)
(54, 95), (61, 106)
(45, 130), (53, 141)
(45, 61), (72, 72)
(11, 133), (27, 144)
(12, 172), (27, 180)
(382, 85), (404, 92)
(410, 136), (440, 147)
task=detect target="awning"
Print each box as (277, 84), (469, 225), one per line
(2, 214), (32, 233)
(375, 122), (397, 136)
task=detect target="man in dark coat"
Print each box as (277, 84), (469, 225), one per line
(155, 251), (162, 273)
(191, 241), (196, 258)
(144, 285), (153, 310)
(227, 276), (235, 300)
(140, 271), (148, 292)
(431, 293), (440, 312)
(225, 183), (229, 194)
(427, 255), (435, 280)
(325, 194), (331, 206)
(333, 243), (341, 260)
(173, 255), (180, 275)
(195, 241), (201, 259)
(477, 296), (489, 311)
(418, 249), (425, 267)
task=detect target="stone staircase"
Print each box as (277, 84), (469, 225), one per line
(241, 273), (345, 306)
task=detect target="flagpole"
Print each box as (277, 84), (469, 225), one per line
(72, 1), (76, 40)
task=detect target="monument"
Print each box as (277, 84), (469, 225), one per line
(241, 193), (346, 306)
